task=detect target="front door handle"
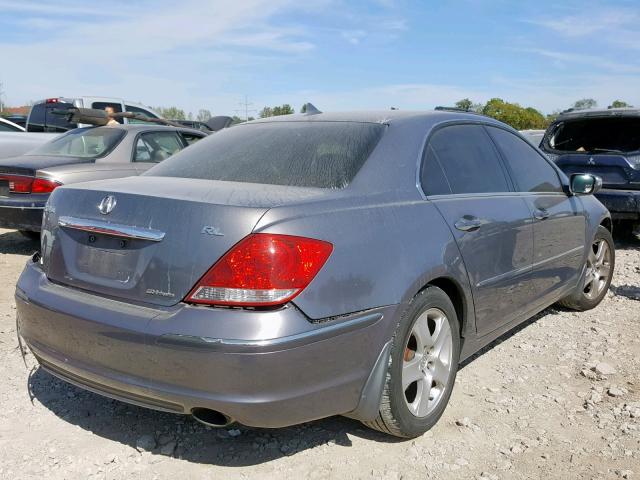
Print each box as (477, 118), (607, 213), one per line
(454, 216), (482, 232)
(534, 208), (550, 220)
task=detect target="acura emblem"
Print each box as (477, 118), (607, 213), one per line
(98, 195), (117, 215)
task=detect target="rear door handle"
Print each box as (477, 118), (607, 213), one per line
(534, 208), (549, 220)
(454, 216), (482, 232)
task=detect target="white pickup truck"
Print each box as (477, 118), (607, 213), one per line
(25, 96), (161, 132)
(1, 97), (162, 160)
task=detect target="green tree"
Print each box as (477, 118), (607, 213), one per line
(197, 109), (212, 122)
(260, 104), (294, 118)
(154, 106), (186, 120)
(572, 98), (597, 110)
(455, 98), (473, 111)
(609, 100), (631, 108)
(481, 98), (547, 130)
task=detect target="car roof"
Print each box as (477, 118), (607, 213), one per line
(245, 110), (505, 127)
(556, 107), (640, 120)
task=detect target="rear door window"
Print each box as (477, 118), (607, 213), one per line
(145, 121), (385, 189)
(420, 145), (452, 195)
(134, 131), (183, 162)
(487, 127), (562, 193)
(26, 104), (46, 132)
(426, 124), (511, 194)
(180, 132), (204, 145)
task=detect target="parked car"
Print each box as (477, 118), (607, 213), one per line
(540, 107), (640, 233)
(4, 114), (28, 129)
(0, 117), (26, 132)
(1, 117), (60, 159)
(16, 110), (614, 438)
(26, 97), (162, 132)
(519, 129), (545, 146)
(172, 117), (234, 133)
(0, 123), (205, 235)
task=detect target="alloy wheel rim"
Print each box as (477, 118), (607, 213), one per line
(583, 239), (612, 300)
(402, 308), (453, 417)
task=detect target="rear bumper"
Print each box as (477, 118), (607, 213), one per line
(16, 259), (396, 427)
(0, 197), (47, 232)
(595, 188), (640, 220)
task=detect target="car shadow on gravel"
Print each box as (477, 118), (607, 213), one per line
(27, 366), (402, 467)
(0, 230), (39, 255)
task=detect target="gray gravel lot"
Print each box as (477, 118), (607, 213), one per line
(0, 228), (638, 479)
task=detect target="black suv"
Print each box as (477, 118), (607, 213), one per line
(540, 108), (640, 232)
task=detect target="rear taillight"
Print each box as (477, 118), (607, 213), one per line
(5, 175), (33, 193)
(186, 233), (333, 307)
(32, 178), (62, 193)
(0, 175), (61, 194)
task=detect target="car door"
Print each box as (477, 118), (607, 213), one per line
(486, 126), (586, 304)
(132, 130), (185, 173)
(421, 123), (536, 336)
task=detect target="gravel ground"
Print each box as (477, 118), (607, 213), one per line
(0, 228), (638, 480)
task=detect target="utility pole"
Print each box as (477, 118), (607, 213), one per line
(236, 95), (256, 122)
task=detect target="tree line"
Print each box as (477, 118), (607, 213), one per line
(150, 98), (635, 130)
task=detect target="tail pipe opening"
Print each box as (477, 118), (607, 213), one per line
(191, 408), (235, 428)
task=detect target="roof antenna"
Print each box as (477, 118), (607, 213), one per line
(302, 103), (322, 115)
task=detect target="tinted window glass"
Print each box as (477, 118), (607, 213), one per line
(421, 145), (452, 195)
(26, 104), (46, 132)
(428, 124), (510, 194)
(487, 127), (562, 193)
(45, 103), (79, 132)
(29, 127), (125, 158)
(181, 132), (204, 145)
(133, 131), (183, 162)
(547, 117), (640, 153)
(146, 122), (385, 189)
(0, 121), (22, 132)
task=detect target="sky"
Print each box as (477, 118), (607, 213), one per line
(1, 0), (639, 116)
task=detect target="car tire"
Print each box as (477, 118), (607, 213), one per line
(363, 286), (460, 438)
(557, 225), (615, 311)
(19, 230), (40, 241)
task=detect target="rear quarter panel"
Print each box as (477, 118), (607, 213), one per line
(254, 194), (475, 336)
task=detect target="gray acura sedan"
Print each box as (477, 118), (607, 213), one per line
(16, 110), (614, 438)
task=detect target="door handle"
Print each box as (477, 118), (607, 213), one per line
(534, 208), (549, 220)
(454, 216), (482, 232)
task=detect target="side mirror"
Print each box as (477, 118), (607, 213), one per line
(570, 173), (602, 195)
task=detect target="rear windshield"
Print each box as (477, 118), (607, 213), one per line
(28, 127), (125, 158)
(546, 116), (640, 154)
(145, 121), (385, 189)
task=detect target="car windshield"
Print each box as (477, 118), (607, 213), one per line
(145, 121), (385, 189)
(27, 127), (125, 158)
(547, 116), (640, 153)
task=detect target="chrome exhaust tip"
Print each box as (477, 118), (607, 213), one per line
(191, 408), (235, 428)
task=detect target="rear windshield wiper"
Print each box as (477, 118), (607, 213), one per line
(590, 148), (625, 154)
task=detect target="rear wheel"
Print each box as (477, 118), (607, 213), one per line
(557, 225), (615, 311)
(363, 286), (460, 438)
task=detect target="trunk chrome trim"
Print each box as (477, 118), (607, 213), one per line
(58, 215), (165, 242)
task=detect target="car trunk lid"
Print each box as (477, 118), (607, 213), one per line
(41, 176), (326, 307)
(554, 153), (640, 188)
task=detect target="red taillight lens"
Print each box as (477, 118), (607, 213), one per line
(186, 233), (333, 307)
(32, 178), (62, 193)
(4, 175), (33, 193)
(0, 175), (61, 194)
